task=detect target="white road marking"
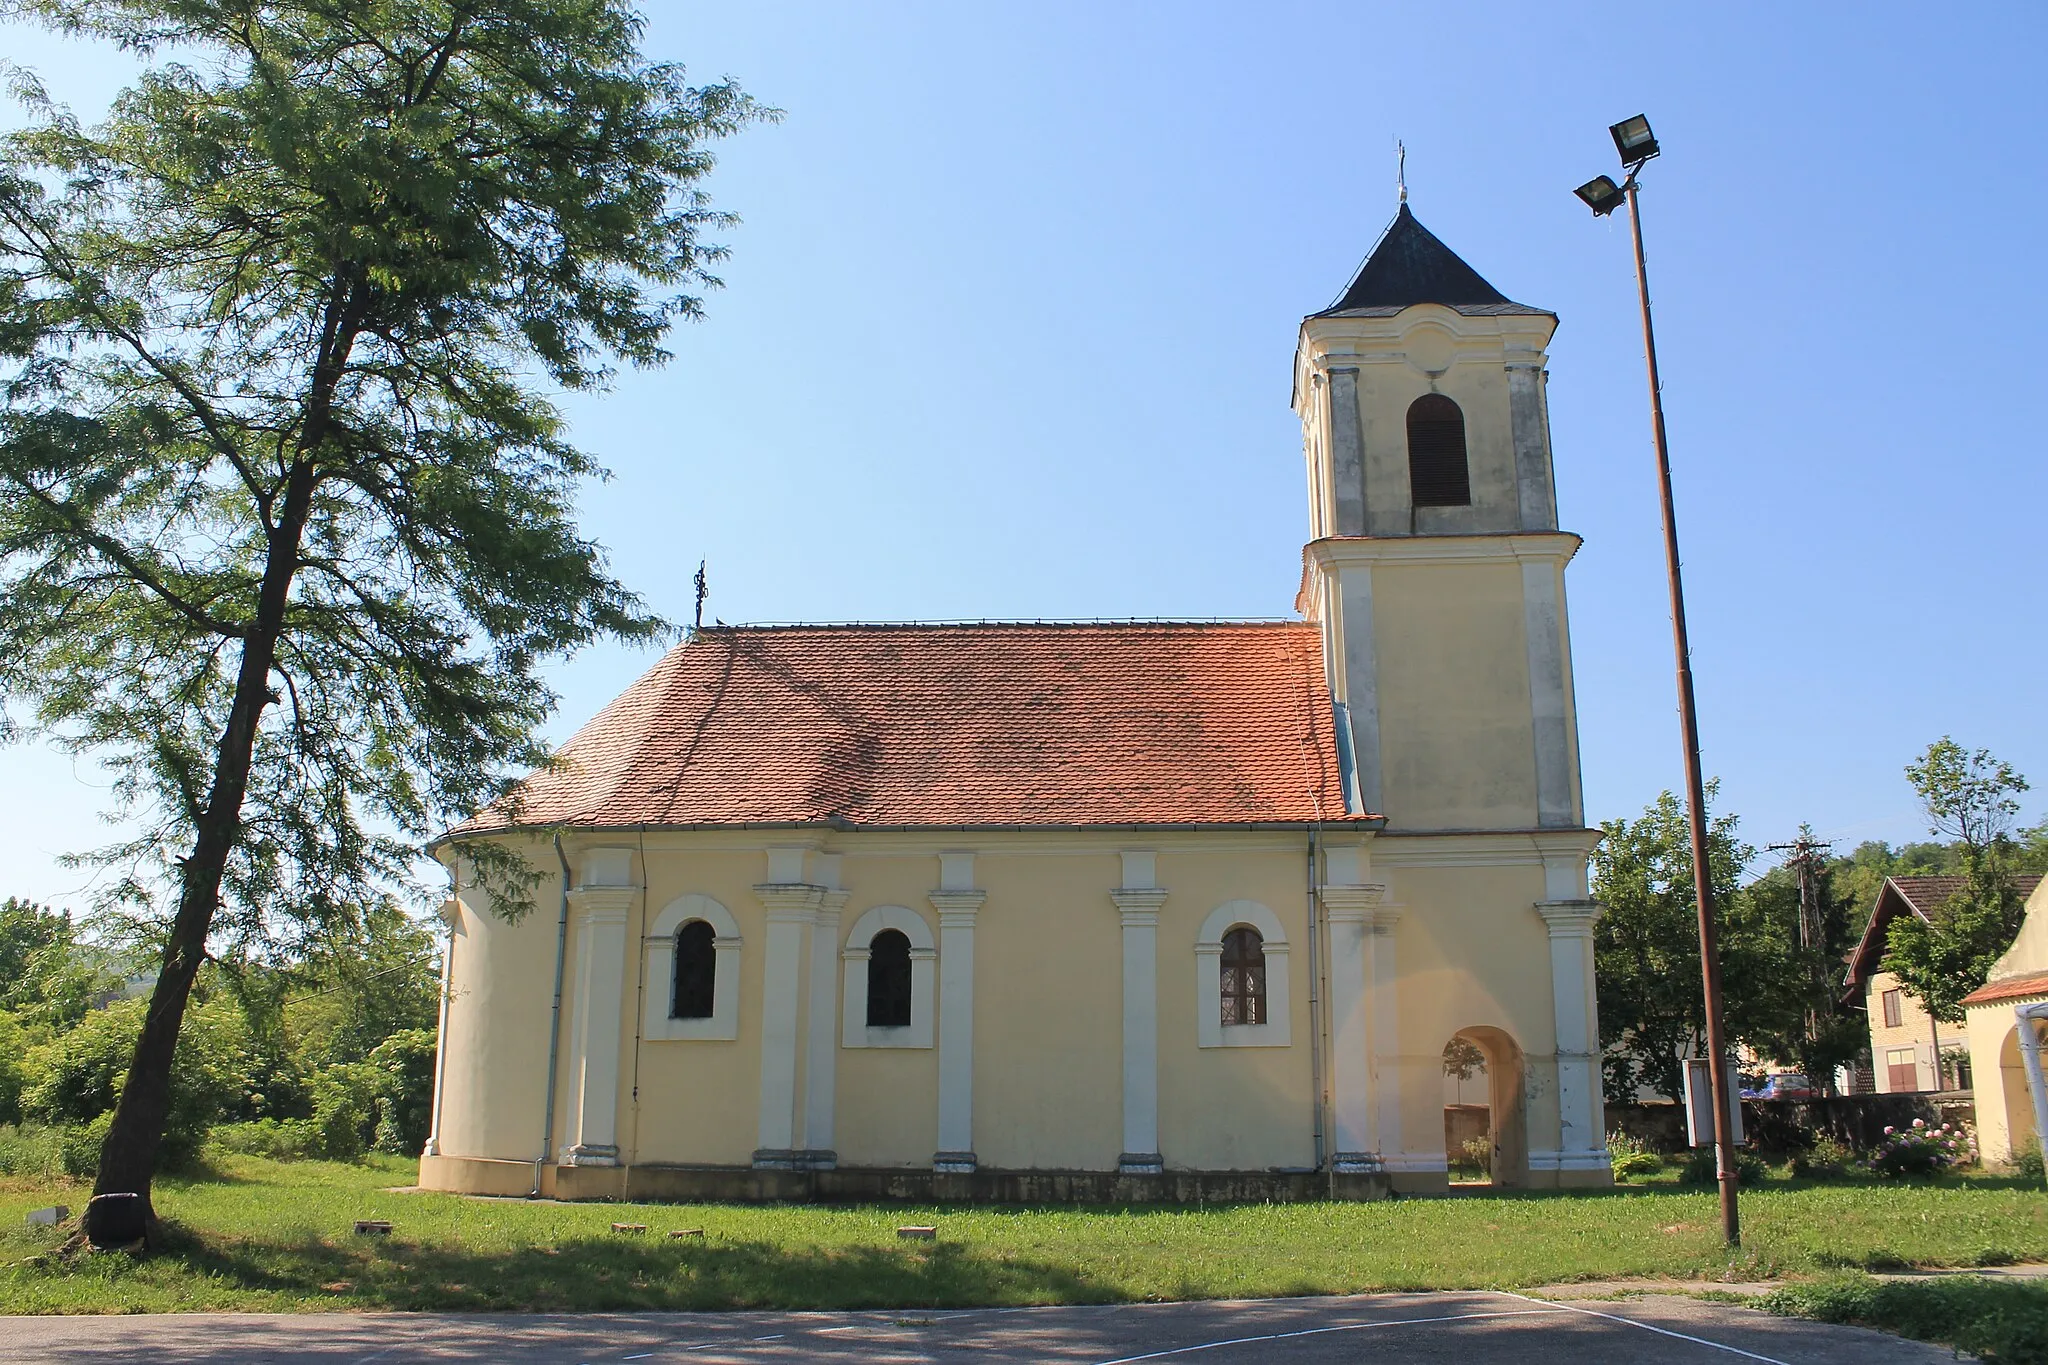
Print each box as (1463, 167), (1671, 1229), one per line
(1492, 1291), (1794, 1364)
(1090, 1307), (1565, 1362)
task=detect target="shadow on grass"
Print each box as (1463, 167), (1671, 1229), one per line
(149, 1220), (1119, 1312)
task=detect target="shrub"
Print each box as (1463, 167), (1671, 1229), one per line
(1762, 1273), (2048, 1363)
(1606, 1130), (1662, 1181)
(22, 996), (253, 1169)
(0, 1013), (26, 1126)
(208, 1118), (331, 1161)
(1867, 1119), (1975, 1178)
(0, 1122), (67, 1178)
(1790, 1136), (1856, 1179)
(59, 1111), (114, 1177)
(311, 1063), (378, 1162)
(1678, 1145), (1768, 1186)
(2007, 1143), (2045, 1184)
(367, 1029), (437, 1156)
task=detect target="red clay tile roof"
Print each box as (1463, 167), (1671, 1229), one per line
(1964, 969), (2048, 1008)
(1843, 873), (2046, 998)
(453, 622), (1368, 835)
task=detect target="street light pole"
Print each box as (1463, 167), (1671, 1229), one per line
(1618, 172), (1740, 1249)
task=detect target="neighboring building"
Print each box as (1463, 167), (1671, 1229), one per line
(1845, 874), (2043, 1094)
(1964, 877), (2048, 1167)
(419, 202), (1612, 1202)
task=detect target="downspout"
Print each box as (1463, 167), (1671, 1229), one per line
(2016, 1001), (2048, 1179)
(535, 835), (573, 1198)
(1306, 826), (1327, 1180)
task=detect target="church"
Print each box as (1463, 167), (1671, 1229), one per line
(418, 201), (1612, 1201)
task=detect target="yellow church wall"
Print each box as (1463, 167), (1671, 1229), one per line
(1371, 560), (1540, 830)
(831, 850), (942, 1167)
(1156, 843), (1317, 1172)
(1383, 858), (1563, 1181)
(434, 840), (556, 1168)
(970, 850), (1124, 1170)
(629, 845), (779, 1167)
(1965, 878), (2048, 1167)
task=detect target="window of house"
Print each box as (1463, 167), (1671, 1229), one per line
(671, 919), (716, 1020)
(866, 928), (913, 1029)
(1881, 988), (1902, 1029)
(1407, 393), (1471, 507)
(1220, 926), (1266, 1026)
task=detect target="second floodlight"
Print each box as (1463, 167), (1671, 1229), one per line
(1610, 114), (1660, 166)
(1575, 175), (1626, 216)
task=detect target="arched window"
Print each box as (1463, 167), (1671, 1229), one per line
(1220, 926), (1266, 1026)
(866, 929), (913, 1028)
(671, 919), (716, 1020)
(1407, 393), (1470, 507)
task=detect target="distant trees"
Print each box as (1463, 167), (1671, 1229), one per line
(1881, 739), (2036, 1024)
(1592, 785), (1811, 1102)
(1595, 737), (2042, 1101)
(0, 893), (442, 1172)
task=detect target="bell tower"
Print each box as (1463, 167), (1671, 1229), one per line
(1295, 205), (1585, 836)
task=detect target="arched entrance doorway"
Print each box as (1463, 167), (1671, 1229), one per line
(2001, 1026), (2038, 1162)
(1441, 1026), (1528, 1188)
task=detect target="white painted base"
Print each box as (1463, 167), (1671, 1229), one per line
(562, 1143), (619, 1167)
(1330, 1152), (1384, 1173)
(932, 1151), (978, 1174)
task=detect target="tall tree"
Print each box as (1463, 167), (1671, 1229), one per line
(1882, 738), (2033, 1023)
(1592, 786), (1801, 1103)
(0, 0), (765, 1231)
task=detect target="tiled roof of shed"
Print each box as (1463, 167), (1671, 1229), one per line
(1964, 969), (2048, 1008)
(452, 622), (1367, 835)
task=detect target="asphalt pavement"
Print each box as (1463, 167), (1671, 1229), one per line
(0, 1290), (1964, 1363)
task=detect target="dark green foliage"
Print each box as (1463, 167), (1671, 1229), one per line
(1882, 739), (2034, 1024)
(22, 995), (253, 1171)
(368, 1027), (437, 1155)
(0, 0), (769, 1197)
(1763, 1273), (2048, 1364)
(1789, 1136), (1855, 1179)
(1677, 1145), (1768, 1187)
(1592, 785), (1804, 1103)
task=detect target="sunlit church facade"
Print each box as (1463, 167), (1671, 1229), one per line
(419, 203), (1612, 1200)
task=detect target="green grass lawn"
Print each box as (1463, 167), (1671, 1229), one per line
(1, 1156), (2044, 1315)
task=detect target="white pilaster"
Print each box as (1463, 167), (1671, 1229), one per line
(931, 851), (984, 1172)
(563, 857), (636, 1166)
(1369, 906), (1404, 1162)
(1321, 884), (1386, 1170)
(1537, 899), (1607, 1171)
(754, 880), (827, 1168)
(804, 868), (847, 1165)
(1112, 851), (1165, 1174)
(422, 892), (461, 1159)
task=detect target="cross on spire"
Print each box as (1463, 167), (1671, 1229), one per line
(1397, 140), (1407, 204)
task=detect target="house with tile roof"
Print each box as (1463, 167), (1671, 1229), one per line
(419, 201), (1611, 1201)
(1843, 873), (2044, 1093)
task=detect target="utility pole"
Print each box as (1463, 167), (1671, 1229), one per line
(1769, 831), (1836, 1089)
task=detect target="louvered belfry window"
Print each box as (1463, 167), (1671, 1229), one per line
(1220, 926), (1266, 1026)
(866, 929), (913, 1028)
(671, 919), (716, 1020)
(1407, 393), (1471, 507)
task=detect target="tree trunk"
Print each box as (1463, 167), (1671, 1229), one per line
(87, 464), (322, 1235)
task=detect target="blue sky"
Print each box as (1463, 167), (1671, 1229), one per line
(4, 2), (2044, 907)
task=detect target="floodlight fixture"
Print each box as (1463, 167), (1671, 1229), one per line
(1610, 114), (1660, 166)
(1575, 175), (1626, 216)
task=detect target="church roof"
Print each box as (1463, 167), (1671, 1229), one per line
(1314, 204), (1549, 319)
(450, 621), (1369, 836)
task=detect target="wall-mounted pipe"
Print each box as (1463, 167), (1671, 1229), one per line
(534, 836), (573, 1198)
(1305, 826), (1327, 1178)
(2016, 1000), (2048, 1181)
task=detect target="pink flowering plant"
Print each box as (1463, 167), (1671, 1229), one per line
(1866, 1118), (1977, 1177)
